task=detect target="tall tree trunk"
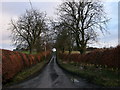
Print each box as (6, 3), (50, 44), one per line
(62, 47), (65, 53)
(68, 47), (72, 55)
(80, 44), (86, 54)
(29, 44), (33, 54)
(29, 47), (32, 54)
(76, 39), (81, 54)
(76, 39), (86, 54)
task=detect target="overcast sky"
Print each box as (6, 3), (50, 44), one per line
(0, 0), (119, 50)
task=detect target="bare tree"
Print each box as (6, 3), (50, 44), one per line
(10, 9), (48, 54)
(57, 0), (109, 54)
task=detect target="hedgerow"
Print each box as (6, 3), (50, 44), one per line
(59, 46), (120, 68)
(2, 49), (50, 83)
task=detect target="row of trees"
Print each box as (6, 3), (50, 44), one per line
(10, 0), (109, 54)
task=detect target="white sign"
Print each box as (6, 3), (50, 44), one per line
(52, 48), (56, 52)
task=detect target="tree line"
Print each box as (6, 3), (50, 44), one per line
(10, 0), (109, 54)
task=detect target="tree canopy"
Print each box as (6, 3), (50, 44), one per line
(55, 0), (109, 54)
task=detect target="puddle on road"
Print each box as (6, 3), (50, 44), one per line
(65, 73), (101, 88)
(71, 78), (80, 83)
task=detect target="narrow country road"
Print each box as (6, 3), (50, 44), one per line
(8, 54), (100, 88)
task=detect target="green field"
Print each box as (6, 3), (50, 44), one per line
(19, 51), (37, 54)
(63, 51), (92, 54)
(64, 51), (80, 54)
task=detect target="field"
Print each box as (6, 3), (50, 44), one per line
(20, 51), (37, 54)
(64, 51), (91, 54)
(64, 51), (80, 54)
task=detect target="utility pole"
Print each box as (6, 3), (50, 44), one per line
(45, 41), (46, 59)
(29, 0), (33, 10)
(44, 32), (47, 63)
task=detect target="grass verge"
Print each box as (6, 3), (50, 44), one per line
(57, 59), (120, 87)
